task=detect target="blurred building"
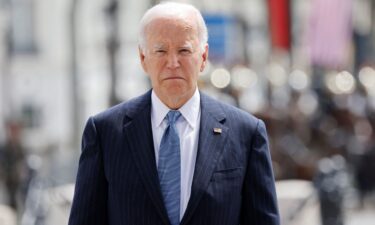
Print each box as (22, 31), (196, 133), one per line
(1, 0), (375, 223)
(0, 0), (272, 167)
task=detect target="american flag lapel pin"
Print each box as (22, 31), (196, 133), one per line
(213, 128), (222, 134)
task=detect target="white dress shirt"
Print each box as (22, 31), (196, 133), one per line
(151, 88), (201, 219)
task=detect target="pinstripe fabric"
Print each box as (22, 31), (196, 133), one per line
(68, 90), (280, 225)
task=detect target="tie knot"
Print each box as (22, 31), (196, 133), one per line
(166, 110), (181, 125)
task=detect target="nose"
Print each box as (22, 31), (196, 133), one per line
(166, 53), (180, 69)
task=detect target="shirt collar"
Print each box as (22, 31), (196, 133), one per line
(151, 88), (200, 128)
(179, 89), (200, 128)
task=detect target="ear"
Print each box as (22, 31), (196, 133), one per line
(200, 44), (209, 72)
(139, 46), (147, 72)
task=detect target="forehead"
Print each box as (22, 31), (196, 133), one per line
(145, 17), (199, 44)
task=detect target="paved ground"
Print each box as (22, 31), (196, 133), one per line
(1, 187), (375, 225)
(1, 161), (375, 225)
(347, 208), (375, 225)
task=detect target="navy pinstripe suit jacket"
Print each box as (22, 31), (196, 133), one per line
(68, 90), (280, 225)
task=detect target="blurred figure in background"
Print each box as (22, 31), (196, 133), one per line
(354, 145), (375, 207)
(0, 120), (27, 210)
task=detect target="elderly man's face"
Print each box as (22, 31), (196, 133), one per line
(140, 16), (208, 107)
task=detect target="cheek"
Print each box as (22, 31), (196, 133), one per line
(146, 59), (164, 75)
(186, 58), (202, 75)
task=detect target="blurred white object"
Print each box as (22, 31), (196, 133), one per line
(0, 204), (17, 225)
(288, 70), (311, 91)
(231, 66), (258, 90)
(359, 67), (375, 93)
(276, 179), (320, 225)
(21, 180), (75, 225)
(43, 184), (75, 225)
(267, 63), (288, 87)
(325, 71), (355, 95)
(210, 68), (231, 89)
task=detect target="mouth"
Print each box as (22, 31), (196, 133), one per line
(164, 76), (184, 80)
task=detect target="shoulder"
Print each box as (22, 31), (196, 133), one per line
(201, 92), (259, 124)
(90, 90), (152, 127)
(201, 92), (262, 132)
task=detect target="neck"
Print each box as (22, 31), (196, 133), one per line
(155, 88), (196, 110)
(161, 95), (189, 110)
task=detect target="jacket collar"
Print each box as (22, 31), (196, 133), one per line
(180, 92), (228, 225)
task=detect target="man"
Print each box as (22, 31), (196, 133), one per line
(0, 120), (27, 210)
(69, 2), (279, 225)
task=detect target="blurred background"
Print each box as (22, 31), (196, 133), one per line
(0, 0), (375, 224)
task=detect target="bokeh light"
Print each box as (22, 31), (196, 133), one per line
(335, 71), (355, 94)
(289, 69), (310, 91)
(267, 63), (288, 87)
(359, 67), (375, 92)
(231, 66), (258, 89)
(325, 71), (355, 94)
(210, 68), (231, 89)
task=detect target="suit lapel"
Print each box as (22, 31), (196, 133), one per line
(123, 91), (170, 225)
(180, 93), (229, 225)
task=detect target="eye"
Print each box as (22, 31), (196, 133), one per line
(179, 49), (191, 55)
(154, 49), (167, 57)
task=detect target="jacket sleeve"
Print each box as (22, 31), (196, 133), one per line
(68, 117), (109, 225)
(240, 119), (280, 225)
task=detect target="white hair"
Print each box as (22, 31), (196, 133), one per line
(138, 2), (208, 52)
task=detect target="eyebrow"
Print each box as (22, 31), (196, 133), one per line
(152, 44), (166, 49)
(179, 42), (193, 49)
(151, 42), (194, 50)
(180, 45), (193, 49)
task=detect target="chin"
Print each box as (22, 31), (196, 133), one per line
(165, 87), (190, 97)
(166, 88), (185, 96)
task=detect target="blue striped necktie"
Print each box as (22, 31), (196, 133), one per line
(158, 110), (181, 225)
